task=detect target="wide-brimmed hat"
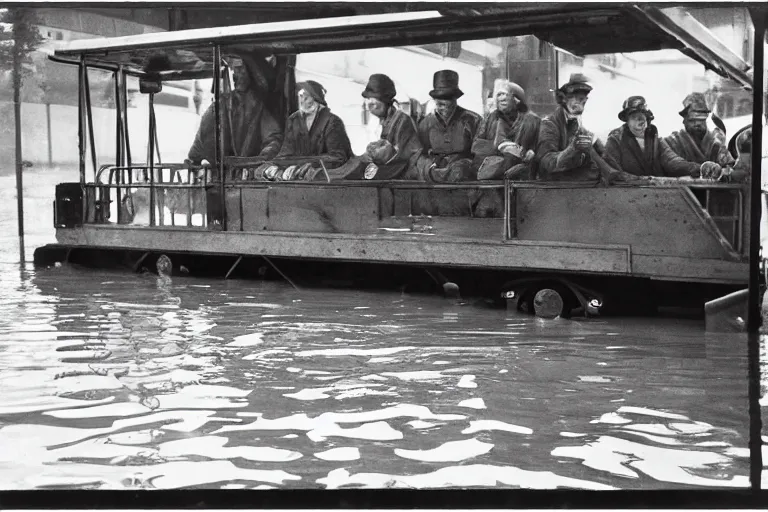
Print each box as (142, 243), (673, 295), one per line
(618, 95), (655, 122)
(679, 92), (710, 119)
(296, 80), (327, 106)
(362, 73), (397, 103)
(429, 70), (463, 100)
(558, 73), (593, 95)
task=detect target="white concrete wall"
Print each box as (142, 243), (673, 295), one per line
(0, 101), (202, 173)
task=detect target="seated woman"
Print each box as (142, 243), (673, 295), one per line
(472, 79), (540, 180)
(604, 96), (717, 178)
(276, 80), (353, 170)
(326, 74), (423, 181)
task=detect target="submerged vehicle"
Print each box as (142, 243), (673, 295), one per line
(34, 5), (760, 317)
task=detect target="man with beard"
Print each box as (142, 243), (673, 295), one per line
(275, 80), (352, 170)
(472, 79), (540, 180)
(416, 70), (482, 182)
(663, 92), (734, 178)
(187, 55), (283, 167)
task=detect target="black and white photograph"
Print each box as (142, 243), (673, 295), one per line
(0, 1), (765, 502)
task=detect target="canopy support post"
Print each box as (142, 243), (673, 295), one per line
(747, 7), (765, 493)
(213, 45), (227, 231)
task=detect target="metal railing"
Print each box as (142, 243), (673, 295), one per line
(90, 163), (213, 227)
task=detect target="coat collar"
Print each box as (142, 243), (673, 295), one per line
(621, 123), (659, 175)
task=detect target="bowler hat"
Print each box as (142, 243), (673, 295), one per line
(679, 92), (710, 119)
(297, 80), (327, 106)
(558, 73), (593, 95)
(429, 70), (464, 100)
(618, 95), (654, 122)
(362, 73), (397, 103)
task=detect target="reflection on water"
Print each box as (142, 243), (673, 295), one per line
(0, 261), (762, 490)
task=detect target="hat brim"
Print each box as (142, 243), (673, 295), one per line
(429, 88), (464, 100)
(362, 89), (394, 102)
(560, 83), (592, 95)
(680, 108), (709, 119)
(619, 108), (652, 122)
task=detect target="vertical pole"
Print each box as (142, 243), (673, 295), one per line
(83, 68), (97, 182)
(213, 45), (227, 231)
(148, 92), (156, 227)
(115, 70), (123, 224)
(12, 23), (25, 263)
(122, 70), (132, 168)
(78, 59), (87, 226)
(747, 8), (765, 493)
(46, 102), (52, 166)
(213, 45), (226, 230)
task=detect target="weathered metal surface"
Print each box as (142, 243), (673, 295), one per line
(378, 217), (504, 240)
(266, 186), (380, 234)
(240, 188), (268, 232)
(515, 187), (740, 261)
(632, 255), (747, 284)
(56, 226), (632, 275)
(224, 189), (242, 231)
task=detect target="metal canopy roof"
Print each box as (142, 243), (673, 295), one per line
(50, 4), (753, 88)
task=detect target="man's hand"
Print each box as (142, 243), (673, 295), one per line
(523, 149), (535, 164)
(700, 161), (722, 180)
(574, 134), (592, 153)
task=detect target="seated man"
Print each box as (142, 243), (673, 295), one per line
(328, 74), (423, 180)
(187, 55), (283, 168)
(472, 79), (540, 180)
(604, 96), (706, 178)
(664, 92), (734, 178)
(275, 80), (352, 169)
(536, 73), (638, 183)
(416, 70), (482, 182)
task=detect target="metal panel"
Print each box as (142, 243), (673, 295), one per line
(266, 186), (380, 233)
(515, 186), (739, 261)
(57, 226), (632, 275)
(224, 189), (242, 231)
(241, 188), (268, 232)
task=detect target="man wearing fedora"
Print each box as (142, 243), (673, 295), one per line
(604, 96), (702, 177)
(472, 79), (541, 180)
(276, 80), (353, 170)
(537, 73), (609, 181)
(664, 92), (734, 177)
(416, 70), (482, 182)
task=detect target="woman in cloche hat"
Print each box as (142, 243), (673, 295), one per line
(603, 95), (707, 178)
(318, 73), (423, 180)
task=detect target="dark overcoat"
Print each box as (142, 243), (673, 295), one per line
(276, 107), (353, 169)
(604, 124), (700, 177)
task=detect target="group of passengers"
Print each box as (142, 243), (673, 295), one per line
(187, 55), (739, 183)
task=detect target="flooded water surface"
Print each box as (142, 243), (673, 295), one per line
(0, 168), (764, 490)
